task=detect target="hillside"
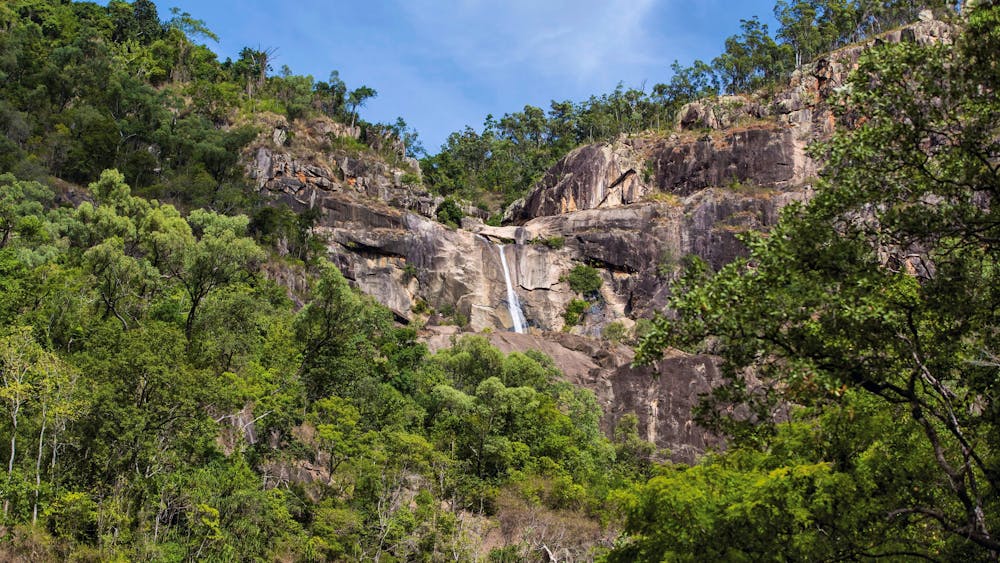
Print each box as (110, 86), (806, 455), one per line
(1, 0), (998, 561)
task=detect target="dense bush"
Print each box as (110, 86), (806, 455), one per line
(435, 197), (464, 227)
(563, 298), (589, 327)
(566, 264), (602, 295)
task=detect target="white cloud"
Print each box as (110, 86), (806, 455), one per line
(395, 0), (661, 84)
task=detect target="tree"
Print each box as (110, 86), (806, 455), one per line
(0, 174), (52, 249)
(1, 326), (43, 519)
(314, 70), (347, 119)
(713, 17), (791, 94)
(611, 392), (948, 561)
(566, 264), (602, 295)
(389, 116), (424, 158)
(638, 5), (1000, 556)
(295, 262), (393, 401)
(83, 237), (158, 330)
(435, 198), (463, 227)
(29, 343), (80, 525)
(346, 85), (377, 129)
(774, 0), (824, 66)
(234, 46), (275, 98)
(165, 210), (263, 340)
(164, 7), (218, 83)
(653, 60), (719, 116)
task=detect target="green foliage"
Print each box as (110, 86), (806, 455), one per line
(631, 6), (1000, 558)
(713, 16), (792, 94)
(611, 394), (950, 560)
(612, 414), (656, 480)
(655, 60), (720, 113)
(410, 298), (430, 315)
(346, 85), (377, 128)
(326, 132), (369, 154)
(296, 262), (405, 402)
(400, 171), (421, 185)
(0, 0), (395, 216)
(249, 203), (324, 263)
(435, 197), (464, 227)
(421, 336), (614, 500)
(535, 236), (564, 250)
(774, 0), (953, 67)
(566, 264), (602, 295)
(602, 321), (627, 344)
(563, 299), (589, 328)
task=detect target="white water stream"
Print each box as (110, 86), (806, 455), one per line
(497, 244), (527, 333)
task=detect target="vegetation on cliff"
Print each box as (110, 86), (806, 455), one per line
(0, 166), (656, 559)
(631, 3), (1000, 558)
(0, 0), (417, 213)
(1, 0), (997, 560)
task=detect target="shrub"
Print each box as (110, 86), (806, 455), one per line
(411, 298), (430, 315)
(603, 321), (627, 344)
(539, 236), (564, 250)
(566, 264), (602, 295)
(402, 263), (418, 280)
(634, 318), (655, 342)
(644, 191), (682, 206)
(563, 299), (589, 327)
(327, 134), (369, 154)
(435, 198), (464, 227)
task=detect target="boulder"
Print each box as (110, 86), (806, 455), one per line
(505, 140), (649, 223)
(674, 95), (762, 131)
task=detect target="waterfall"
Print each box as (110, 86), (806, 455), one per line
(497, 244), (527, 333)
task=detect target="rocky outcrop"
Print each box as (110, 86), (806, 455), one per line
(260, 121), (809, 337)
(508, 119), (817, 224)
(263, 184), (577, 331)
(245, 113), (439, 217)
(247, 18), (955, 460)
(505, 140), (649, 223)
(647, 125), (816, 195)
(537, 187), (806, 317)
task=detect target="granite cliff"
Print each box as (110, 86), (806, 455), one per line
(246, 17), (952, 460)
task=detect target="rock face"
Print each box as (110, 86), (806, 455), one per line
(650, 125), (815, 195)
(505, 140), (648, 223)
(249, 19), (953, 459)
(506, 116), (819, 226)
(245, 114), (439, 217)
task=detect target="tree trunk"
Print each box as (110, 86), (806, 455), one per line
(32, 403), (47, 525)
(5, 405), (19, 519)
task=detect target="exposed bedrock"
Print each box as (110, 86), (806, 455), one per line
(247, 18), (954, 458)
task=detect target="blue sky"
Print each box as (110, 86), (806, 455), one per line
(150, 0), (779, 152)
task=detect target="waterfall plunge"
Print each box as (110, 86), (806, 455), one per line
(497, 244), (527, 333)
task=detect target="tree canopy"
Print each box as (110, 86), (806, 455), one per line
(629, 3), (1000, 558)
